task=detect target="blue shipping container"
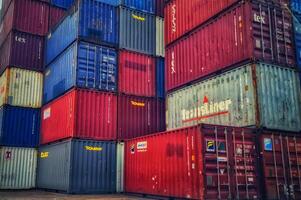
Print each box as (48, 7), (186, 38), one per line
(45, 0), (118, 65)
(293, 13), (301, 70)
(119, 0), (155, 14)
(0, 105), (40, 147)
(37, 139), (116, 194)
(291, 0), (301, 14)
(43, 41), (117, 104)
(156, 58), (164, 98)
(51, 0), (75, 9)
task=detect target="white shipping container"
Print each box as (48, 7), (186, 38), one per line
(166, 63), (301, 132)
(156, 17), (164, 57)
(0, 147), (37, 189)
(0, 67), (43, 108)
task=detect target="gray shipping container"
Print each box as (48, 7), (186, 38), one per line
(116, 142), (124, 193)
(166, 63), (301, 132)
(155, 16), (164, 57)
(0, 147), (37, 189)
(119, 6), (155, 55)
(37, 139), (116, 194)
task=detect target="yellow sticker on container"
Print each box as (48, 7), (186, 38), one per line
(85, 146), (103, 151)
(40, 152), (49, 158)
(131, 101), (145, 107)
(132, 14), (145, 21)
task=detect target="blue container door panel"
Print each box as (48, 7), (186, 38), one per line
(294, 13), (301, 69)
(0, 106), (40, 147)
(291, 0), (301, 14)
(122, 0), (155, 14)
(76, 42), (117, 92)
(79, 0), (118, 45)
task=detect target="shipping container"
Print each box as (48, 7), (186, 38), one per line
(156, 57), (164, 98)
(293, 13), (301, 69)
(50, 0), (74, 9)
(155, 17), (164, 57)
(155, 0), (164, 17)
(119, 7), (155, 55)
(0, 31), (44, 74)
(49, 5), (66, 30)
(0, 0), (49, 46)
(166, 63), (301, 132)
(41, 89), (117, 144)
(37, 139), (116, 194)
(116, 142), (124, 193)
(118, 50), (156, 97)
(0, 105), (40, 147)
(45, 0), (118, 65)
(258, 131), (301, 200)
(165, 1), (295, 91)
(0, 68), (43, 108)
(118, 95), (165, 139)
(291, 0), (301, 14)
(43, 41), (117, 104)
(0, 147), (37, 189)
(120, 0), (155, 14)
(125, 124), (259, 199)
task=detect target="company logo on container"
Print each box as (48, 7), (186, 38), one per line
(171, 4), (176, 33)
(253, 13), (266, 24)
(131, 101), (145, 107)
(137, 141), (147, 152)
(85, 146), (103, 151)
(171, 51), (176, 74)
(15, 36), (26, 43)
(182, 96), (232, 123)
(132, 14), (145, 21)
(40, 152), (49, 158)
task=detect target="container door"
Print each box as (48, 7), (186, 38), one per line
(284, 136), (301, 199)
(231, 129), (259, 199)
(116, 142), (125, 193)
(203, 126), (232, 199)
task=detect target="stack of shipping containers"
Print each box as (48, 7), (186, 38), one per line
(0, 0), (65, 190)
(292, 0), (301, 85)
(124, 0), (301, 200)
(37, 0), (166, 194)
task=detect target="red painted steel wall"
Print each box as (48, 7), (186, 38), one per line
(165, 1), (295, 92)
(41, 89), (117, 144)
(49, 6), (66, 31)
(0, 31), (44, 74)
(118, 50), (156, 97)
(117, 95), (165, 140)
(259, 132), (301, 200)
(0, 0), (49, 46)
(125, 124), (259, 199)
(165, 0), (239, 45)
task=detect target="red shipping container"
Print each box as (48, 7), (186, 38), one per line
(165, 1), (295, 92)
(0, 0), (49, 46)
(117, 95), (165, 140)
(155, 0), (164, 17)
(259, 131), (301, 200)
(125, 124), (259, 199)
(49, 6), (66, 31)
(0, 30), (44, 74)
(41, 88), (117, 144)
(119, 50), (156, 97)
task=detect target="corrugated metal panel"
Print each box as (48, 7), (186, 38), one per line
(41, 89), (117, 145)
(155, 17), (164, 57)
(43, 41), (117, 104)
(0, 0), (49, 46)
(165, 1), (295, 91)
(49, 6), (66, 31)
(116, 142), (124, 193)
(166, 63), (301, 132)
(155, 0), (164, 17)
(0, 147), (37, 189)
(258, 131), (301, 200)
(45, 0), (118, 65)
(125, 124), (259, 199)
(51, 0), (74, 9)
(117, 95), (165, 139)
(119, 7), (155, 55)
(38, 139), (116, 194)
(120, 0), (155, 14)
(0, 68), (43, 108)
(0, 105), (40, 147)
(118, 50), (156, 97)
(156, 57), (164, 98)
(291, 0), (301, 14)
(0, 31), (44, 74)
(293, 13), (301, 69)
